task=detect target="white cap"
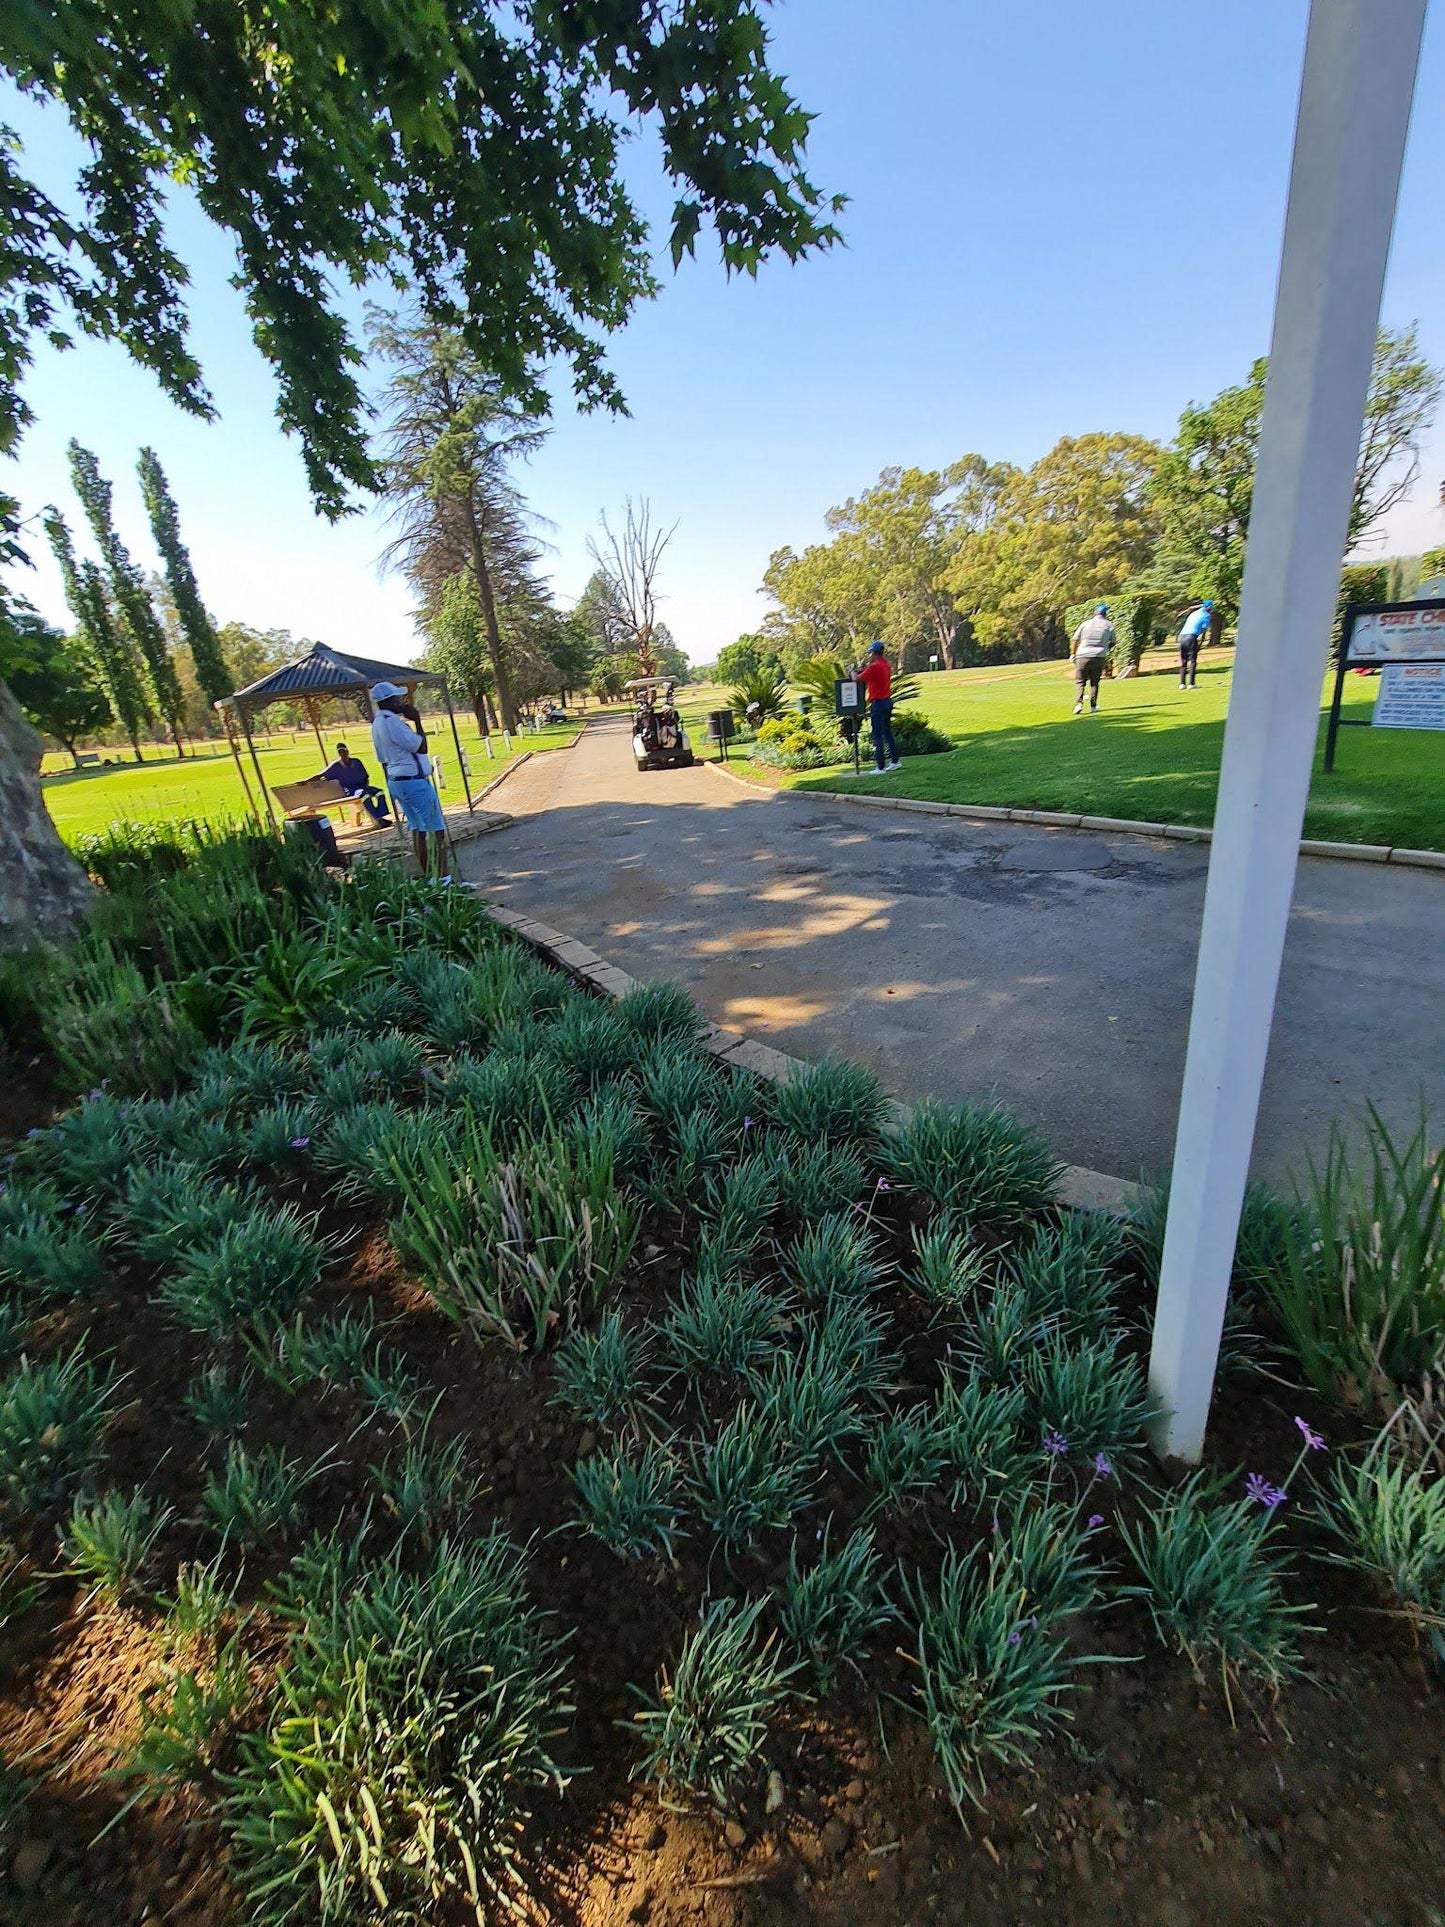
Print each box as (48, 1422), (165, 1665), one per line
(370, 681), (405, 701)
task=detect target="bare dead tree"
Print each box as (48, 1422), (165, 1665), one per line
(587, 499), (676, 676)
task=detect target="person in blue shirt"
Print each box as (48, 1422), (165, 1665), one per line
(1177, 601), (1213, 688)
(317, 740), (391, 825)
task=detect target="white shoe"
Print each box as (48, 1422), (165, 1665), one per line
(1073, 702), (1083, 715)
(886, 760), (902, 772)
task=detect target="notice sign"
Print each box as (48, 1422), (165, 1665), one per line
(1347, 600), (1445, 663)
(1372, 662), (1445, 731)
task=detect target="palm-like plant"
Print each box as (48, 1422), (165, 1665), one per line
(728, 667), (788, 725)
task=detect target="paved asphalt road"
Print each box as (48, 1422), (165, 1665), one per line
(463, 715), (1443, 1185)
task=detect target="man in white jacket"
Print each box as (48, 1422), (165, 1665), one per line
(369, 682), (450, 876)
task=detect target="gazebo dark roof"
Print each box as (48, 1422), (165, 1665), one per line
(220, 644), (444, 712)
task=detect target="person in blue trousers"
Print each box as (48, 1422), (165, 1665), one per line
(855, 640), (900, 773)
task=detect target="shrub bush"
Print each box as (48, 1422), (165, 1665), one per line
(890, 708), (951, 756)
(226, 1532), (573, 1922)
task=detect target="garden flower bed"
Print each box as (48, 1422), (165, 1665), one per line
(0, 827), (1442, 1927)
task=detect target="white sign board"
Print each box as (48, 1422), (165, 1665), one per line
(1372, 661), (1445, 730)
(1347, 600), (1445, 662)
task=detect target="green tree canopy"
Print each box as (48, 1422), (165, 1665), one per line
(715, 635), (783, 684)
(138, 447), (232, 705)
(4, 609), (113, 766)
(1, 2), (840, 533)
(45, 506), (153, 759)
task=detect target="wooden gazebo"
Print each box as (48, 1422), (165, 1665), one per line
(215, 644), (475, 827)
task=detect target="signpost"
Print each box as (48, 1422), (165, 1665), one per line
(834, 677), (864, 777)
(1323, 596), (1445, 770)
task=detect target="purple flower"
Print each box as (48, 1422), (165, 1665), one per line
(1008, 1629), (1022, 1645)
(289, 1136), (311, 1150)
(875, 1176), (891, 1192)
(742, 1116), (755, 1134)
(1088, 1513), (1104, 1529)
(25, 1128), (41, 1140)
(1094, 1453), (1113, 1478)
(1246, 1472), (1287, 1510)
(1042, 1429), (1069, 1458)
(1293, 1417), (1325, 1451)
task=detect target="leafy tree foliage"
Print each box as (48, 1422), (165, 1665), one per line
(0, 2), (840, 531)
(716, 636), (783, 685)
(66, 441), (186, 752)
(1152, 325), (1441, 625)
(3, 609), (112, 765)
(45, 507), (152, 760)
(138, 447), (232, 705)
(376, 311), (549, 731)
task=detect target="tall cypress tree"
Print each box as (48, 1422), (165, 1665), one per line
(45, 508), (152, 761)
(137, 447), (232, 705)
(67, 440), (187, 755)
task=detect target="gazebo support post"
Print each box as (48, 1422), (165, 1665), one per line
(238, 703), (278, 830)
(1147, 0), (1425, 1463)
(441, 680), (476, 812)
(218, 703), (263, 828)
(304, 697), (327, 763)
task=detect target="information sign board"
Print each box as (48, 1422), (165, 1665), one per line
(1372, 661), (1445, 730)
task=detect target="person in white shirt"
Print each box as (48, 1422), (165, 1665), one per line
(368, 681), (450, 876)
(1070, 604), (1115, 715)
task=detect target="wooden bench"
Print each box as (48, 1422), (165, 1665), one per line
(271, 777), (386, 833)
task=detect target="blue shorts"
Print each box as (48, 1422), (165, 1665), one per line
(388, 775), (446, 833)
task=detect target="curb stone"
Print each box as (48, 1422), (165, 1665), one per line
(700, 756), (1443, 873)
(467, 885), (1139, 1216)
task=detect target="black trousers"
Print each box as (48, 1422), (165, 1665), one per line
(1179, 640), (1200, 686)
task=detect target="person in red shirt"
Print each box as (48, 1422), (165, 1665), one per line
(854, 640), (900, 773)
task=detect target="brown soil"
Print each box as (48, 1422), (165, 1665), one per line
(2, 1057), (1443, 1926)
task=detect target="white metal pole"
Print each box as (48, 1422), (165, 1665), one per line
(1148, 0), (1426, 1463)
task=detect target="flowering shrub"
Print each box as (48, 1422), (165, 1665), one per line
(750, 718), (836, 770)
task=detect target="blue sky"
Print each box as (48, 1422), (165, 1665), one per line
(6, 0), (1445, 665)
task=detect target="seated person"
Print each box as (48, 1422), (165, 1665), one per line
(318, 740), (390, 825)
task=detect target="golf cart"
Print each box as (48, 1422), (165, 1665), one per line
(627, 677), (694, 771)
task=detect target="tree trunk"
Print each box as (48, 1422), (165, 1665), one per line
(0, 681), (94, 948)
(463, 505), (517, 732)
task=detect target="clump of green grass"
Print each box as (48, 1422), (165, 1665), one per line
(640, 1109), (735, 1214)
(616, 980), (706, 1048)
(60, 1486), (173, 1602)
(536, 999), (635, 1089)
(636, 1041), (721, 1139)
(1314, 1429), (1445, 1657)
(753, 1325), (871, 1463)
(0, 1303), (31, 1369)
(1120, 1470), (1314, 1692)
(906, 1215), (986, 1317)
(225, 1531), (573, 1922)
(243, 1098), (322, 1170)
(961, 1278), (1054, 1385)
(164, 1555), (242, 1640)
(0, 1540), (41, 1633)
(202, 1443), (324, 1547)
(195, 1037), (305, 1110)
(630, 1595), (798, 1811)
(1262, 1110), (1445, 1417)
(691, 1405), (812, 1551)
(662, 1267), (786, 1381)
(127, 1092), (240, 1169)
(769, 1057), (891, 1153)
(374, 1432), (484, 1544)
(770, 1141), (867, 1225)
(123, 1162), (259, 1267)
(905, 1502), (1102, 1815)
(391, 1117), (640, 1352)
(697, 1155), (778, 1269)
(785, 1212), (879, 1306)
(17, 1092), (141, 1207)
(0, 1190), (107, 1302)
(573, 1441), (686, 1560)
(263, 1307), (422, 1419)
(1025, 1331), (1155, 1465)
(564, 1086), (648, 1181)
(0, 1344), (120, 1516)
(155, 1203), (327, 1337)
(1003, 1217), (1123, 1338)
(550, 1311), (655, 1429)
(314, 1102), (445, 1209)
(183, 1362), (254, 1433)
(125, 1633), (255, 1798)
(780, 1525), (892, 1689)
(933, 1370), (1028, 1497)
(437, 1048), (574, 1141)
(865, 1405), (952, 1513)
(883, 1098), (1059, 1229)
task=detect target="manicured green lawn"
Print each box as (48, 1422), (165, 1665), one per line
(695, 658), (1445, 852)
(40, 717), (581, 844)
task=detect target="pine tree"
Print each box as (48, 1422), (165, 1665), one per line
(67, 441), (187, 754)
(44, 508), (152, 761)
(137, 447), (232, 705)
